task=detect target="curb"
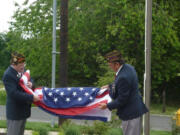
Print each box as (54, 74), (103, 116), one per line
(0, 128), (6, 133)
(0, 128), (32, 135)
(0, 128), (59, 135)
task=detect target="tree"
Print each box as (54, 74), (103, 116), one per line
(0, 33), (11, 78)
(7, 0), (53, 87)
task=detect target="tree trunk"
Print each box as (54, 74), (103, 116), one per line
(162, 88), (166, 113)
(59, 0), (68, 126)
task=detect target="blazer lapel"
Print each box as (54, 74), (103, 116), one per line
(113, 64), (126, 94)
(9, 66), (21, 82)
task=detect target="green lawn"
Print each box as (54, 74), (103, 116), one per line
(0, 120), (172, 135)
(0, 81), (4, 88)
(150, 103), (178, 116)
(150, 130), (171, 135)
(0, 91), (6, 105)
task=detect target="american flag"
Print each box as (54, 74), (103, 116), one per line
(19, 70), (112, 122)
(43, 87), (99, 108)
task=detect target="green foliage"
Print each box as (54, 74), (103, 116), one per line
(0, 120), (6, 128)
(150, 130), (171, 135)
(61, 120), (110, 135)
(107, 110), (122, 128)
(32, 131), (39, 135)
(58, 128), (65, 135)
(150, 103), (178, 115)
(172, 118), (180, 135)
(80, 125), (94, 135)
(0, 91), (6, 105)
(94, 54), (135, 87)
(105, 128), (122, 135)
(36, 127), (48, 135)
(172, 126), (180, 135)
(6, 0), (53, 87)
(60, 120), (81, 135)
(0, 34), (11, 79)
(94, 54), (114, 87)
(3, 0), (180, 103)
(0, 81), (4, 88)
(92, 121), (109, 135)
(25, 122), (59, 132)
(0, 120), (172, 135)
(64, 126), (81, 135)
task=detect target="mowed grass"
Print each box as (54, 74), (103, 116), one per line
(150, 103), (179, 116)
(150, 130), (171, 135)
(0, 83), (4, 89)
(0, 120), (172, 135)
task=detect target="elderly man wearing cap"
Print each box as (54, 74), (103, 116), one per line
(99, 50), (148, 135)
(2, 52), (40, 135)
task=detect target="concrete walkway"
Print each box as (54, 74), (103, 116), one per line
(0, 128), (59, 135)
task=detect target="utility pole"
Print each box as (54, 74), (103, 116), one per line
(59, 0), (68, 126)
(143, 0), (152, 135)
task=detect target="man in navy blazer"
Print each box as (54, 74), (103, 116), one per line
(99, 50), (148, 135)
(2, 52), (40, 135)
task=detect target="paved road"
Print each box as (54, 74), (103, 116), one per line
(0, 105), (172, 131)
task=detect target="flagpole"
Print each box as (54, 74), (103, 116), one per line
(143, 0), (152, 134)
(51, 0), (59, 127)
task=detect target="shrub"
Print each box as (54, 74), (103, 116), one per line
(92, 121), (109, 135)
(172, 118), (180, 135)
(61, 120), (81, 135)
(64, 125), (81, 135)
(33, 127), (48, 135)
(38, 127), (48, 135)
(105, 128), (122, 135)
(32, 131), (39, 135)
(81, 125), (95, 135)
(58, 127), (65, 135)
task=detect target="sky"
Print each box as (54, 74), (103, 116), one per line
(0, 0), (36, 33)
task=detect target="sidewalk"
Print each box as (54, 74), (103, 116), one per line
(0, 128), (59, 135)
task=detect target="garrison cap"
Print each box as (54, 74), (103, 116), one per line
(10, 52), (25, 65)
(105, 50), (124, 64)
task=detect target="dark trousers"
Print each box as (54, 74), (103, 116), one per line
(7, 119), (26, 135)
(121, 117), (141, 135)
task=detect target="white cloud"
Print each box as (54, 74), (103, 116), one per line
(0, 0), (36, 33)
